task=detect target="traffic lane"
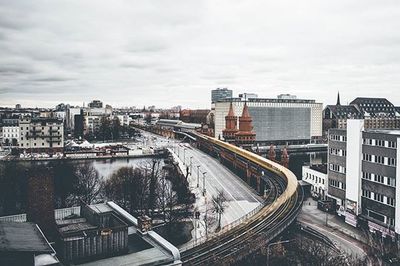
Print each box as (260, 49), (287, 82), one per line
(299, 218), (367, 258)
(184, 146), (262, 203)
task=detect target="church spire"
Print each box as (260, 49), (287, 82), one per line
(336, 91), (341, 105)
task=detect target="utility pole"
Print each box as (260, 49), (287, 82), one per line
(202, 172), (207, 196)
(197, 165), (200, 188)
(190, 156), (193, 175)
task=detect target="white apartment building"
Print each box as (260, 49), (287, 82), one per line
(19, 117), (64, 153)
(1, 125), (20, 146)
(302, 165), (328, 199)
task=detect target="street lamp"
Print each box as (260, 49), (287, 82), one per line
(202, 172), (207, 196)
(266, 239), (294, 266)
(190, 156), (193, 175)
(197, 165), (201, 188)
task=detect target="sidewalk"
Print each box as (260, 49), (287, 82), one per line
(299, 197), (368, 258)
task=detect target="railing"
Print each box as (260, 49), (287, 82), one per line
(0, 206), (81, 222)
(180, 201), (266, 252)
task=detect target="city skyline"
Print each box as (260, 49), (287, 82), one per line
(1, 1), (400, 108)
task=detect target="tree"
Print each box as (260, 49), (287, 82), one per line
(70, 163), (102, 205)
(212, 190), (227, 230)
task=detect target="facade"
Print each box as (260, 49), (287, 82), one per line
(1, 124), (19, 146)
(215, 97), (323, 145)
(19, 117), (64, 153)
(211, 88), (233, 103)
(327, 119), (400, 237)
(302, 165), (328, 199)
(323, 95), (400, 138)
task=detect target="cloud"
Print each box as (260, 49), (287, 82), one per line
(0, 0), (400, 108)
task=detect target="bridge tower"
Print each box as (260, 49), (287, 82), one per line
(281, 147), (289, 168)
(222, 102), (238, 144)
(235, 102), (256, 150)
(268, 144), (276, 161)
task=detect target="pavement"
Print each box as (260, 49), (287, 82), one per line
(299, 197), (368, 259)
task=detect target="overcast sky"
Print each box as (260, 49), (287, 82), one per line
(0, 0), (400, 109)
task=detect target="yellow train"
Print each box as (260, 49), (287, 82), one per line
(195, 133), (299, 207)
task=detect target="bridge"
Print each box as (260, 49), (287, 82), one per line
(132, 125), (303, 264)
(179, 132), (303, 265)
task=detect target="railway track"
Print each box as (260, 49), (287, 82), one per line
(182, 175), (302, 265)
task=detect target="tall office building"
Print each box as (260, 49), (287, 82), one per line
(215, 97), (323, 145)
(211, 88), (233, 103)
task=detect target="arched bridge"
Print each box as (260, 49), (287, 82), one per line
(182, 132), (303, 265)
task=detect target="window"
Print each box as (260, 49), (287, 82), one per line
(362, 189), (371, 198)
(387, 197), (395, 206)
(362, 172), (372, 180)
(374, 193), (384, 203)
(374, 175), (384, 183)
(388, 157), (396, 167)
(387, 177), (396, 187)
(363, 153), (372, 162)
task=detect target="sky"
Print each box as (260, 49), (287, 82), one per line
(0, 0), (400, 109)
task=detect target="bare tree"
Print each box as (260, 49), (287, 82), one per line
(71, 163), (102, 205)
(212, 190), (227, 230)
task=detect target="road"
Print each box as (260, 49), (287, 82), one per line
(135, 129), (263, 241)
(299, 198), (368, 260)
(175, 143), (262, 226)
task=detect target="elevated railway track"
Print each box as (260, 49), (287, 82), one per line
(181, 133), (303, 265)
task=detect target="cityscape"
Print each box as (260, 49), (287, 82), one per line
(1, 1), (400, 266)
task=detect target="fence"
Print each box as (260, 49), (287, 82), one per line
(0, 206), (81, 223)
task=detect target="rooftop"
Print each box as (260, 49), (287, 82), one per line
(218, 97), (317, 104)
(365, 129), (400, 136)
(0, 222), (54, 253)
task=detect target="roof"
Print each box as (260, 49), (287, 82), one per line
(0, 222), (54, 253)
(364, 129), (400, 136)
(350, 97), (398, 117)
(88, 203), (113, 214)
(325, 105), (363, 119)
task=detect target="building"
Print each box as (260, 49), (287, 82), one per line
(327, 119), (400, 238)
(302, 164), (327, 199)
(215, 96), (323, 145)
(56, 203), (128, 263)
(73, 109), (84, 139)
(239, 93), (258, 100)
(323, 94), (400, 138)
(88, 100), (103, 108)
(0, 222), (60, 266)
(222, 102), (238, 144)
(180, 109), (210, 124)
(19, 117), (64, 153)
(211, 88), (233, 103)
(235, 102), (256, 150)
(1, 120), (19, 147)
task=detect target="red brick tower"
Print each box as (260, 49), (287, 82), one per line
(281, 147), (289, 168)
(27, 167), (56, 238)
(235, 102), (256, 150)
(268, 144), (276, 161)
(222, 102), (238, 144)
